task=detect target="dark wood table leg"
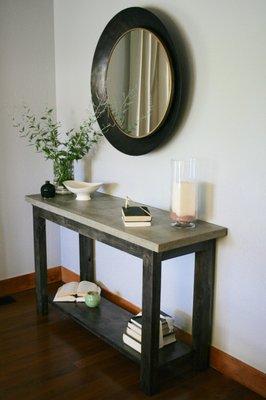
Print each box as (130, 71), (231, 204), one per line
(192, 239), (216, 370)
(79, 234), (94, 281)
(140, 250), (162, 395)
(33, 206), (48, 315)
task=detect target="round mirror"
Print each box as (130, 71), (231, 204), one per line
(91, 7), (183, 155)
(107, 28), (173, 138)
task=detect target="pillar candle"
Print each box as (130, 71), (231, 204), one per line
(171, 181), (196, 223)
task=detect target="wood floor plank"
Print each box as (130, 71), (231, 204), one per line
(0, 286), (263, 400)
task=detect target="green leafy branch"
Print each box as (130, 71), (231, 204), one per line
(13, 103), (109, 163)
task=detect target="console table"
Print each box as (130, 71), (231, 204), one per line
(26, 193), (227, 395)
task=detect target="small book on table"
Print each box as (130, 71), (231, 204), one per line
(122, 206), (152, 222)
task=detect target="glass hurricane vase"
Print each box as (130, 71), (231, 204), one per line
(170, 158), (198, 228)
(53, 159), (74, 194)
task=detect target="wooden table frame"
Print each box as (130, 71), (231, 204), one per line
(32, 204), (219, 395)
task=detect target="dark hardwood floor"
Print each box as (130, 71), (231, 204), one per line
(0, 286), (263, 400)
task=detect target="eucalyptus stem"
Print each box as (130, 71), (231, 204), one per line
(13, 104), (107, 166)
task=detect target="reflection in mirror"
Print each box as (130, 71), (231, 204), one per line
(107, 28), (172, 138)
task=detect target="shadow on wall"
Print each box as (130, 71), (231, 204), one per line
(0, 219), (7, 279)
(148, 7), (196, 150)
(84, 156), (92, 181)
(0, 194), (7, 279)
(173, 308), (192, 333)
(101, 183), (119, 194)
(198, 182), (215, 221)
(83, 147), (119, 195)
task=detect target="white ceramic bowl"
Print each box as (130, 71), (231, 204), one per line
(63, 180), (102, 201)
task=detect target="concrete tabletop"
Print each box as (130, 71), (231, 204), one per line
(26, 192), (227, 253)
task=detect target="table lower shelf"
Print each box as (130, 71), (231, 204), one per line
(49, 294), (193, 368)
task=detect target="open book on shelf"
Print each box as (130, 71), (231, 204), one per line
(53, 281), (101, 302)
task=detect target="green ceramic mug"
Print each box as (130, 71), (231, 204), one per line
(85, 291), (101, 308)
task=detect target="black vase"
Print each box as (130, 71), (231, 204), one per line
(41, 181), (55, 198)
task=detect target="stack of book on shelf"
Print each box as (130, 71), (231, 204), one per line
(122, 312), (176, 353)
(122, 206), (152, 227)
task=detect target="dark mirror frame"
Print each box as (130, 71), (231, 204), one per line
(91, 7), (182, 156)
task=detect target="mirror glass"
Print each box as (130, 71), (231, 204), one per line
(107, 28), (173, 138)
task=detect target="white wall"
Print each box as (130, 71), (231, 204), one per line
(54, 0), (266, 372)
(0, 0), (60, 280)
